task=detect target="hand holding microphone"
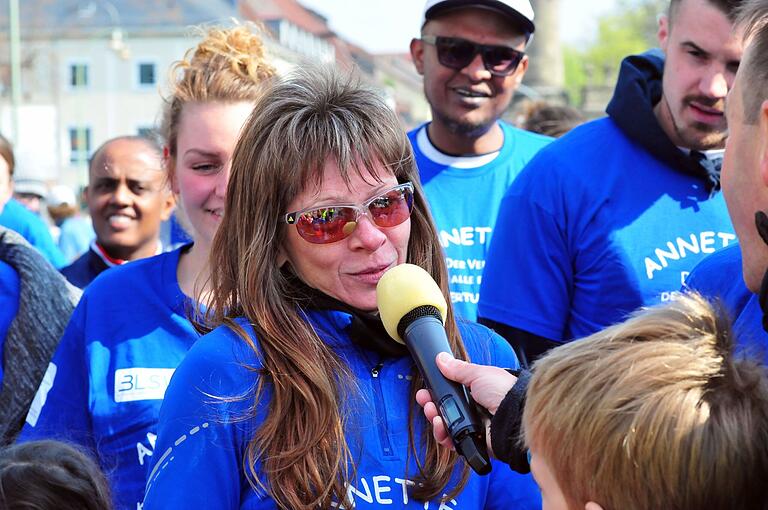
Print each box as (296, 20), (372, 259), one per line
(415, 353), (518, 455)
(377, 264), (492, 475)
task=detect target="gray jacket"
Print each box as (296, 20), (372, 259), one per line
(0, 226), (81, 444)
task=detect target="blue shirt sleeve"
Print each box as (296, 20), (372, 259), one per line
(144, 326), (263, 510)
(17, 297), (95, 450)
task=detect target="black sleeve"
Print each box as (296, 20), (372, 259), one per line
(478, 317), (559, 369)
(489, 369), (532, 473)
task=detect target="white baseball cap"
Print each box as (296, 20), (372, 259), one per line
(422, 0), (535, 34)
(47, 184), (77, 207)
(13, 178), (47, 198)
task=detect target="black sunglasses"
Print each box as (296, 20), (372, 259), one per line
(421, 35), (525, 77)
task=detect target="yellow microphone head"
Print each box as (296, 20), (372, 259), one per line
(376, 263), (448, 343)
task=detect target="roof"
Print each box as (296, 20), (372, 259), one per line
(0, 0), (240, 38)
(241, 0), (332, 37)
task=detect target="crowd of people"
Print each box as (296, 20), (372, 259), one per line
(2, 0), (768, 509)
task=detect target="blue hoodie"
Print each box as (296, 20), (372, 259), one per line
(144, 312), (542, 509)
(479, 50), (735, 343)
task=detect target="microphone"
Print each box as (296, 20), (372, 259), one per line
(377, 264), (491, 475)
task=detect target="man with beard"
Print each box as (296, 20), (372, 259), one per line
(478, 0), (742, 366)
(408, 0), (551, 321)
(61, 136), (174, 288)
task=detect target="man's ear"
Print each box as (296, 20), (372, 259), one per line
(657, 14), (670, 52)
(511, 55), (529, 87)
(585, 502), (604, 510)
(759, 100), (768, 187)
(410, 38), (426, 75)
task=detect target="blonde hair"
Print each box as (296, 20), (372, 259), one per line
(205, 67), (469, 509)
(523, 292), (768, 510)
(160, 23), (276, 168)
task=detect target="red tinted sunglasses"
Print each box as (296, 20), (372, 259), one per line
(285, 182), (414, 244)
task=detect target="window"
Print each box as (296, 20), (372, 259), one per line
(137, 62), (156, 87)
(69, 127), (92, 164)
(69, 63), (89, 88)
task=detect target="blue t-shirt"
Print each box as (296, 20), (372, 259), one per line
(0, 199), (66, 268)
(685, 244), (768, 362)
(144, 312), (541, 509)
(408, 122), (551, 321)
(479, 117), (735, 342)
(0, 260), (20, 388)
(18, 245), (198, 510)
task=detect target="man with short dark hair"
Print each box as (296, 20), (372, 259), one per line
(686, 0), (768, 361)
(61, 136), (174, 288)
(479, 0), (742, 366)
(408, 0), (551, 321)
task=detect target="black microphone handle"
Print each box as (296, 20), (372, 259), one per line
(403, 316), (491, 475)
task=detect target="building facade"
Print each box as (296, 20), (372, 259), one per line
(0, 0), (428, 187)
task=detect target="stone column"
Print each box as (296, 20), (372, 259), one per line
(524, 0), (564, 98)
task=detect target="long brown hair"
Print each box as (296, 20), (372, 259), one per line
(205, 68), (470, 509)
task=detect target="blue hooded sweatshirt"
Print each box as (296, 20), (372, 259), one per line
(479, 50), (735, 343)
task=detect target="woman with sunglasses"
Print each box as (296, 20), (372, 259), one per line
(17, 25), (275, 510)
(143, 68), (541, 510)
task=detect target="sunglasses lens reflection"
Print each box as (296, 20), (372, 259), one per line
(294, 186), (414, 244)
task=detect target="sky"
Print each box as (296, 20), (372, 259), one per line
(298, 0), (620, 54)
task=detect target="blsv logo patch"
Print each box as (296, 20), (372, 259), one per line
(114, 368), (175, 403)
